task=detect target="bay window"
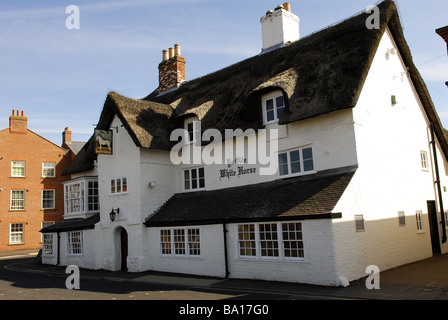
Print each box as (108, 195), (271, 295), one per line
(64, 177), (99, 215)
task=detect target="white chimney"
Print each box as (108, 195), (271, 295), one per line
(260, 2), (300, 53)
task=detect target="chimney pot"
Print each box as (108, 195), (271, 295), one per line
(9, 109), (28, 133)
(162, 50), (169, 61)
(169, 47), (174, 59)
(174, 44), (181, 57)
(283, 2), (291, 12)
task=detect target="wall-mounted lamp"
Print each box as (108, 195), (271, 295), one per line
(109, 208), (120, 222)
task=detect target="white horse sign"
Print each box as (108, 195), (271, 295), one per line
(95, 129), (113, 155)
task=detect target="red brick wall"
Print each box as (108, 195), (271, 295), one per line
(0, 113), (70, 252)
(158, 56), (186, 93)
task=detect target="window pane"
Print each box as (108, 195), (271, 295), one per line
(290, 150), (301, 174)
(188, 229), (201, 256)
(191, 169), (198, 189)
(117, 179), (121, 193)
(11, 161), (25, 177)
(122, 178), (127, 192)
(259, 223), (279, 257)
(11, 190), (25, 210)
(276, 96), (284, 118)
(174, 229), (185, 255)
(302, 147), (314, 172)
(184, 170), (190, 190)
(238, 224), (256, 256)
(198, 168), (205, 189)
(266, 99), (274, 122)
(111, 180), (115, 194)
(160, 230), (172, 255)
(282, 222), (304, 258)
(278, 153), (289, 176)
(42, 190), (54, 209)
(42, 162), (55, 177)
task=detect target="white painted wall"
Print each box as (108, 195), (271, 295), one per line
(147, 219), (339, 286)
(176, 108), (357, 194)
(332, 27), (446, 282)
(147, 224), (226, 278)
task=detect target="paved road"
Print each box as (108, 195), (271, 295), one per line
(0, 256), (354, 301)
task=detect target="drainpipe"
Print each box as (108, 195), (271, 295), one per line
(56, 232), (61, 266)
(222, 224), (230, 278)
(430, 122), (447, 243)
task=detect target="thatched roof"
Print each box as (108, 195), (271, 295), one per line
(67, 0), (448, 174)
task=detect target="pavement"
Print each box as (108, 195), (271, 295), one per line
(2, 248), (448, 300)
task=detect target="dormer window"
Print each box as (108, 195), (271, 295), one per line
(262, 91), (285, 125)
(184, 117), (200, 144)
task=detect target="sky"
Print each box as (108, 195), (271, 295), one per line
(1, 0), (447, 146)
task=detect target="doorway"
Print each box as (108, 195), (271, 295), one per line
(427, 201), (441, 255)
(118, 227), (128, 271)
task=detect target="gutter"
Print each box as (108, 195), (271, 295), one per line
(430, 122), (447, 243)
(222, 224), (230, 279)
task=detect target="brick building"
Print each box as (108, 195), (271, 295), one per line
(0, 110), (72, 252)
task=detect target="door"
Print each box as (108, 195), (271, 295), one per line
(427, 201), (441, 255)
(120, 228), (128, 271)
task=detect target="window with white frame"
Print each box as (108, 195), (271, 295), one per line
(183, 167), (205, 191)
(111, 178), (127, 194)
(65, 182), (84, 214)
(184, 117), (200, 144)
(88, 181), (99, 211)
(42, 233), (54, 256)
(42, 162), (56, 178)
(262, 91), (285, 125)
(278, 146), (314, 177)
(10, 223), (24, 244)
(237, 224), (256, 257)
(11, 161), (25, 177)
(420, 151), (429, 171)
(416, 210), (424, 232)
(259, 223), (279, 257)
(355, 215), (365, 232)
(282, 222), (305, 259)
(64, 178), (99, 215)
(10, 190), (25, 210)
(159, 228), (201, 257)
(237, 222), (304, 260)
(42, 190), (55, 210)
(398, 211), (406, 227)
(67, 231), (83, 255)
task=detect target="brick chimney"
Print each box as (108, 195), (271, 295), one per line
(62, 127), (72, 147)
(158, 44), (186, 94)
(260, 2), (300, 53)
(9, 110), (28, 134)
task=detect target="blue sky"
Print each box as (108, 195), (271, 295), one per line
(1, 0), (447, 145)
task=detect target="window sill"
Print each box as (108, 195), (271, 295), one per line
(235, 256), (306, 263)
(277, 170), (316, 180)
